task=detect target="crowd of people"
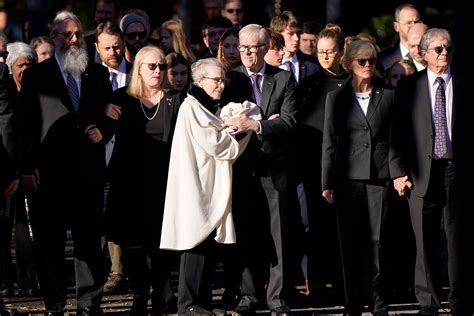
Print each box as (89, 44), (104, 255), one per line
(0, 1), (471, 316)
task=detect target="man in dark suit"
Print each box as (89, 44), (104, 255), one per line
(16, 11), (112, 315)
(390, 28), (467, 315)
(377, 4), (421, 76)
(221, 23), (297, 316)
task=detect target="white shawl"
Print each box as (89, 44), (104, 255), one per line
(160, 96), (260, 250)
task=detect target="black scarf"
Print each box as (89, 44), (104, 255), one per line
(188, 84), (220, 115)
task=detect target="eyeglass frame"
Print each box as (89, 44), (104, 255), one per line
(317, 50), (338, 57)
(226, 8), (244, 14)
(55, 31), (83, 40)
(426, 44), (454, 55)
(238, 44), (266, 53)
(142, 63), (167, 71)
(203, 77), (229, 85)
(125, 31), (148, 40)
(356, 57), (377, 66)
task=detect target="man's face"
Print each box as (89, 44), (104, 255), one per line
(239, 31), (267, 72)
(281, 27), (299, 56)
(394, 7), (420, 44)
(423, 37), (452, 73)
(124, 22), (148, 54)
(203, 26), (226, 55)
(204, 0), (223, 18)
(96, 32), (123, 69)
(221, 0), (243, 27)
(53, 19), (84, 53)
(299, 32), (317, 56)
(95, 2), (116, 24)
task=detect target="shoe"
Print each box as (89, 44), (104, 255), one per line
(234, 305), (255, 316)
(103, 273), (126, 293)
(417, 306), (439, 315)
(182, 305), (214, 315)
(270, 305), (291, 316)
(0, 284), (12, 297)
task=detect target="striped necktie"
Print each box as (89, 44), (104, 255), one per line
(67, 73), (80, 112)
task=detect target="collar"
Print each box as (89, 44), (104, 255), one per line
(188, 84), (220, 114)
(399, 42), (410, 59)
(245, 63), (266, 77)
(104, 58), (127, 75)
(282, 54), (298, 65)
(427, 67), (451, 86)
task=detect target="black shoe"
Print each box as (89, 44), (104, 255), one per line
(417, 306), (439, 315)
(234, 305), (255, 316)
(182, 305), (215, 315)
(270, 305), (291, 316)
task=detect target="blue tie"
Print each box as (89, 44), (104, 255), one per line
(250, 73), (262, 106)
(434, 77), (448, 158)
(285, 60), (296, 81)
(67, 73), (80, 112)
(110, 71), (118, 91)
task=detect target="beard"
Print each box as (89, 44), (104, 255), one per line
(57, 42), (89, 77)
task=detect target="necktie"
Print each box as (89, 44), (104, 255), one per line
(250, 73), (262, 106)
(284, 60), (296, 81)
(67, 73), (80, 112)
(110, 71), (118, 91)
(434, 77), (448, 158)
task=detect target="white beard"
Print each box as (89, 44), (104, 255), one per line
(58, 45), (89, 77)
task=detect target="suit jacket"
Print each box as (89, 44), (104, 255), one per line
(0, 64), (12, 152)
(221, 63), (297, 192)
(389, 69), (461, 197)
(377, 45), (402, 76)
(16, 56), (113, 182)
(297, 59), (319, 82)
(322, 80), (395, 190)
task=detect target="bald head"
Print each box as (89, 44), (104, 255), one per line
(407, 23), (428, 63)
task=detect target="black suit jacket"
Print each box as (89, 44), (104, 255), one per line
(221, 63), (297, 191)
(16, 56), (113, 181)
(377, 45), (402, 76)
(322, 80), (395, 190)
(389, 69), (461, 197)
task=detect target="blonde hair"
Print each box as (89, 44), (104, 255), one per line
(160, 19), (196, 64)
(127, 46), (166, 99)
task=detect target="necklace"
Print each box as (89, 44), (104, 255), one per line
(355, 92), (371, 100)
(140, 100), (160, 120)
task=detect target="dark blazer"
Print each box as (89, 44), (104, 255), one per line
(389, 69), (461, 197)
(16, 56), (112, 179)
(297, 59), (319, 82)
(221, 63), (297, 192)
(377, 45), (402, 76)
(0, 64), (12, 153)
(322, 80), (395, 190)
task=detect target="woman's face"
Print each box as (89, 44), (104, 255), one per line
(389, 63), (409, 87)
(139, 51), (165, 89)
(222, 35), (240, 67)
(160, 29), (173, 53)
(12, 56), (34, 88)
(317, 37), (342, 72)
(198, 65), (226, 100)
(36, 42), (54, 62)
(167, 63), (189, 91)
(350, 53), (376, 81)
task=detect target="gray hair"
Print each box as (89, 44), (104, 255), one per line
(6, 42), (37, 73)
(239, 24), (269, 47)
(50, 10), (82, 35)
(191, 57), (225, 82)
(419, 28), (451, 51)
(342, 39), (377, 71)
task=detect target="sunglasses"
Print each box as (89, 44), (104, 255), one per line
(226, 8), (243, 14)
(125, 31), (147, 40)
(356, 57), (377, 66)
(57, 31), (83, 40)
(427, 44), (454, 55)
(143, 63), (167, 71)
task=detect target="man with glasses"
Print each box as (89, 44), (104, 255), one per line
(221, 24), (296, 316)
(119, 12), (150, 63)
(16, 11), (112, 315)
(390, 28), (467, 315)
(377, 4), (421, 76)
(221, 0), (244, 29)
(200, 16), (232, 59)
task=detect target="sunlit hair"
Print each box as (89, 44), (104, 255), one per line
(341, 39), (377, 72)
(318, 23), (345, 52)
(269, 10), (300, 33)
(160, 19), (196, 63)
(30, 36), (55, 51)
(266, 28), (285, 50)
(127, 45), (166, 99)
(217, 27), (240, 71)
(239, 24), (269, 47)
(6, 42), (37, 74)
(50, 11), (82, 36)
(419, 28), (451, 52)
(191, 57), (225, 83)
(394, 3), (419, 22)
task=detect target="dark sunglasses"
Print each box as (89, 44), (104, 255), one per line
(226, 8), (243, 14)
(57, 31), (83, 39)
(428, 44), (454, 55)
(125, 31), (147, 40)
(143, 62), (167, 71)
(357, 57), (377, 66)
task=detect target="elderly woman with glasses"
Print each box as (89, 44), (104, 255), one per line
(321, 39), (396, 316)
(160, 57), (260, 315)
(103, 45), (181, 315)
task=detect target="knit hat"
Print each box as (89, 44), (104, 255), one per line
(119, 14), (150, 34)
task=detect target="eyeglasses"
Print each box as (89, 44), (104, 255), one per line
(143, 63), (167, 71)
(356, 57), (377, 66)
(226, 8), (243, 14)
(203, 77), (228, 85)
(56, 31), (83, 39)
(427, 44), (454, 55)
(238, 44), (265, 53)
(317, 50), (337, 57)
(125, 31), (147, 40)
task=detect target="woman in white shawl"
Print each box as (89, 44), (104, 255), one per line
(160, 58), (259, 314)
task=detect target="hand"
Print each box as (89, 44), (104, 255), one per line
(85, 125), (103, 143)
(105, 103), (121, 120)
(393, 176), (413, 196)
(268, 113), (280, 120)
(322, 189), (335, 204)
(224, 115), (259, 134)
(4, 179), (19, 197)
(22, 170), (39, 192)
